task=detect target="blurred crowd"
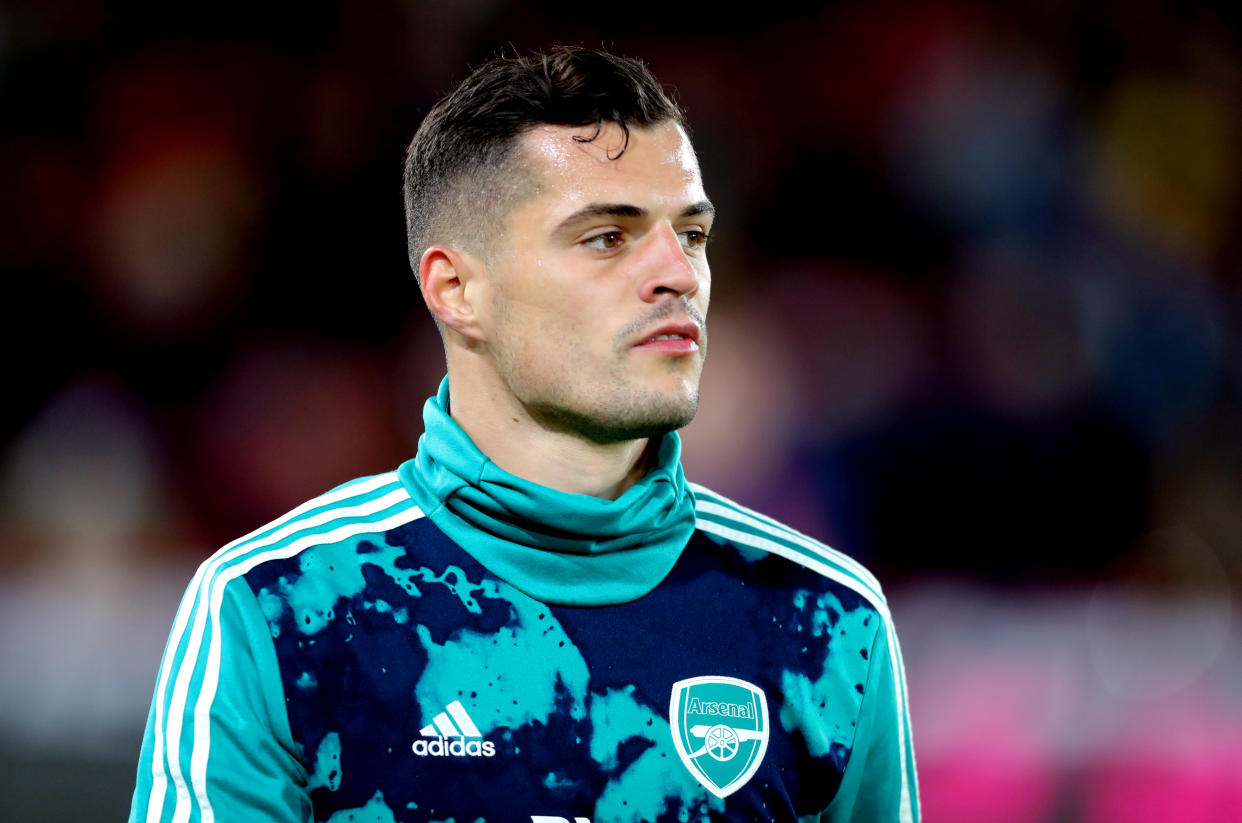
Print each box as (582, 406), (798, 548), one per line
(1, 1), (1240, 820)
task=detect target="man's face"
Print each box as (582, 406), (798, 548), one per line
(475, 120), (713, 444)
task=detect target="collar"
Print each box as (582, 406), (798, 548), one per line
(397, 378), (696, 606)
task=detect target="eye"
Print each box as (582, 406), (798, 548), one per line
(679, 229), (711, 250)
(583, 231), (624, 250)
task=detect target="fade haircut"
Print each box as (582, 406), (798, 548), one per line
(402, 46), (686, 273)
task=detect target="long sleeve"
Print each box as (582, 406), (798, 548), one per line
(823, 617), (920, 823)
(130, 574), (312, 823)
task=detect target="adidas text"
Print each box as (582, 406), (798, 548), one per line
(412, 736), (496, 757)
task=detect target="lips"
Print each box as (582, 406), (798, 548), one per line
(637, 321), (701, 346)
(633, 320), (702, 354)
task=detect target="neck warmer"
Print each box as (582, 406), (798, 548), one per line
(398, 378), (697, 606)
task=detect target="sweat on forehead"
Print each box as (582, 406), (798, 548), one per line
(517, 121), (708, 222)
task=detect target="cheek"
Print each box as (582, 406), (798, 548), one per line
(541, 283), (607, 328)
(695, 267), (712, 313)
(534, 307), (589, 345)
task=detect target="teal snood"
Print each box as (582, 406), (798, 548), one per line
(398, 378), (697, 606)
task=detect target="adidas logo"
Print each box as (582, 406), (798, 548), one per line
(412, 700), (496, 757)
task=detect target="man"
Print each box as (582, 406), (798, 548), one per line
(131, 47), (919, 823)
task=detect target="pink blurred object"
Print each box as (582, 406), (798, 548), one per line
(1085, 757), (1241, 823)
(920, 753), (1056, 823)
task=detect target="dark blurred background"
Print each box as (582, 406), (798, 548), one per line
(1, 1), (1240, 821)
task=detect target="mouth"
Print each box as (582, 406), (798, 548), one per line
(632, 321), (702, 354)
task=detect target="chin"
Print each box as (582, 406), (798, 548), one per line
(604, 391), (700, 442)
(531, 389), (699, 445)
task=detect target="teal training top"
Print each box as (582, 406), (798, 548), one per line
(130, 379), (919, 823)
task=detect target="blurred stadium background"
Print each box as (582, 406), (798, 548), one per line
(1, 1), (1240, 820)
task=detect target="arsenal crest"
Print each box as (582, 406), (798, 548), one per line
(669, 676), (769, 798)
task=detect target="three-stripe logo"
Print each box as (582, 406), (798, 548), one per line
(412, 700), (496, 757)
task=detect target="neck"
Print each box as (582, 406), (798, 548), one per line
(446, 368), (653, 500)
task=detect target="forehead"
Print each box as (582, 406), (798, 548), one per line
(515, 121), (706, 219)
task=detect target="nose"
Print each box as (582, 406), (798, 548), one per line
(636, 223), (701, 302)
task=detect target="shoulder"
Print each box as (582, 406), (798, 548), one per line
(197, 471), (426, 593)
(136, 476), (420, 823)
(688, 481), (887, 613)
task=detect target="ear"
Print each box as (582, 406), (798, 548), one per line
(418, 244), (487, 341)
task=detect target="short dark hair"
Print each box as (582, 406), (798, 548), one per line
(402, 46), (685, 271)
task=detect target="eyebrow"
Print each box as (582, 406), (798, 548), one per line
(553, 200), (716, 233)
